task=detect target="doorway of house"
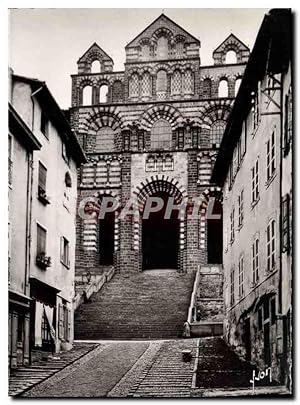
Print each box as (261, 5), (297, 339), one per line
(99, 212), (114, 265)
(142, 192), (179, 270)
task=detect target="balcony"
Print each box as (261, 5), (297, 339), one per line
(36, 253), (51, 270)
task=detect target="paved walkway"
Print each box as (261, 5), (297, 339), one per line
(22, 341), (150, 397)
(22, 339), (197, 398)
(9, 342), (98, 397)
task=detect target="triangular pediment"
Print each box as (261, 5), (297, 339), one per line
(77, 42), (113, 64)
(213, 34), (249, 54)
(126, 14), (200, 48)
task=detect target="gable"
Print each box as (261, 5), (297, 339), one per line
(77, 43), (113, 64)
(126, 14), (200, 49)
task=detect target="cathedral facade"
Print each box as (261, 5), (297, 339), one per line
(70, 14), (250, 277)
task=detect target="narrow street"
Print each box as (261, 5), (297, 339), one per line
(17, 337), (288, 398)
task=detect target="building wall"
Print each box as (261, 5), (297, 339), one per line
(9, 135), (30, 296)
(222, 71), (286, 382)
(12, 80), (78, 352)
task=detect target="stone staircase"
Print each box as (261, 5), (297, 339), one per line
(9, 342), (98, 397)
(74, 269), (195, 340)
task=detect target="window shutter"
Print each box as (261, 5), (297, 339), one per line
(60, 237), (64, 262)
(58, 304), (64, 340)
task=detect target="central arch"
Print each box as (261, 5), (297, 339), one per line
(134, 178), (187, 271)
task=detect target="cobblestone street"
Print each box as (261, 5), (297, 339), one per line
(18, 337), (289, 398)
(22, 339), (197, 398)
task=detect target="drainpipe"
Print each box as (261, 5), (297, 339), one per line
(278, 72), (283, 316)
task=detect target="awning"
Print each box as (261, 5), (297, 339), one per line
(30, 277), (61, 307)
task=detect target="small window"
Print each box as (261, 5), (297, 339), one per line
(60, 237), (70, 267)
(251, 159), (259, 203)
(266, 131), (276, 181)
(252, 84), (261, 133)
(238, 190), (244, 227)
(267, 219), (276, 272)
(230, 208), (235, 243)
(225, 50), (237, 64)
(252, 238), (259, 285)
(163, 155), (174, 171)
(99, 85), (109, 103)
(40, 110), (49, 138)
(91, 60), (101, 73)
(82, 85), (92, 105)
(230, 267), (235, 305)
(38, 162), (47, 194)
(37, 224), (47, 256)
(129, 74), (139, 98)
(238, 255), (244, 297)
(218, 79), (228, 98)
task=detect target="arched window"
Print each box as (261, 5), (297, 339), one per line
(129, 73), (139, 98)
(99, 85), (109, 103)
(151, 119), (172, 150)
(171, 70), (181, 95)
(156, 70), (167, 96)
(157, 36), (168, 59)
(235, 78), (242, 96)
(225, 50), (237, 64)
(218, 79), (228, 98)
(210, 121), (226, 147)
(141, 72), (151, 97)
(91, 60), (101, 73)
(183, 69), (194, 94)
(82, 85), (92, 105)
(203, 78), (212, 98)
(95, 126), (115, 152)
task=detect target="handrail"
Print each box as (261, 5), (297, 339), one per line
(187, 265), (201, 324)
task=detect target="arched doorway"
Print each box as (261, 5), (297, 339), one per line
(99, 211), (114, 265)
(142, 192), (179, 270)
(207, 198), (223, 264)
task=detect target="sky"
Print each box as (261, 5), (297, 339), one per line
(9, 8), (269, 109)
